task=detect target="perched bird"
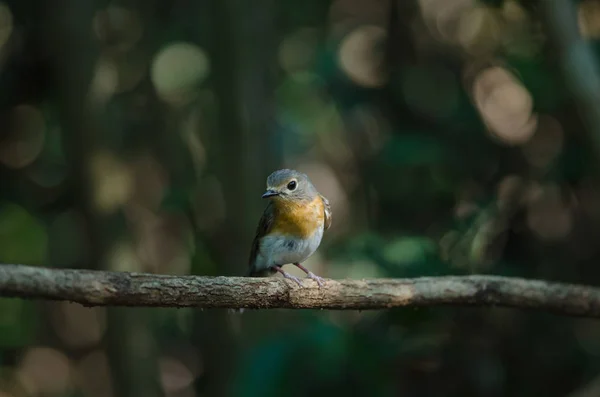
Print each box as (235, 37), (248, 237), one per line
(247, 169), (331, 286)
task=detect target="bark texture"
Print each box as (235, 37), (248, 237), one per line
(1, 264), (600, 316)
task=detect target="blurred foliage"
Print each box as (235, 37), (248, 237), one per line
(1, 0), (600, 396)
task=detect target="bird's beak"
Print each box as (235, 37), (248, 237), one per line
(262, 189), (279, 199)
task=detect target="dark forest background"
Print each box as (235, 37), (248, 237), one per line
(1, 0), (600, 396)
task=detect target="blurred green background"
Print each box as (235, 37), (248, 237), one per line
(1, 0), (600, 396)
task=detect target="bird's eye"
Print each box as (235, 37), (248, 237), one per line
(287, 180), (297, 191)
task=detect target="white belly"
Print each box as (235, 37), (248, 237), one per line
(254, 226), (324, 272)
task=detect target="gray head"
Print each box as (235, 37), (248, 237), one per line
(262, 169), (318, 202)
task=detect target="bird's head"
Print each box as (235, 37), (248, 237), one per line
(262, 169), (317, 203)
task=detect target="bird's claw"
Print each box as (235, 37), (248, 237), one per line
(307, 272), (325, 288)
(282, 272), (304, 287)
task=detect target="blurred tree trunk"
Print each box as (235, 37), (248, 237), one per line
(193, 0), (280, 395)
(205, 0), (281, 269)
(42, 2), (162, 397)
(540, 0), (600, 169)
(106, 308), (162, 397)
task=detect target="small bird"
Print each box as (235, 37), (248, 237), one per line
(247, 169), (331, 286)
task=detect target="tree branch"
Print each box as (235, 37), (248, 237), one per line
(1, 264), (600, 316)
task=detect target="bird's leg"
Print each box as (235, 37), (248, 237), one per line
(293, 263), (325, 288)
(273, 265), (303, 287)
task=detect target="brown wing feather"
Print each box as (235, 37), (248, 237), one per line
(247, 201), (275, 276)
(320, 194), (332, 230)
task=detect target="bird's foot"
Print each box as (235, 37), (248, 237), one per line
(293, 263), (325, 288)
(282, 272), (304, 287)
(306, 272), (325, 288)
(274, 266), (303, 287)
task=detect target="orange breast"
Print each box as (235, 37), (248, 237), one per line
(271, 196), (324, 239)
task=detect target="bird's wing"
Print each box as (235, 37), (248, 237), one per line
(321, 194), (332, 231)
(247, 201), (275, 276)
